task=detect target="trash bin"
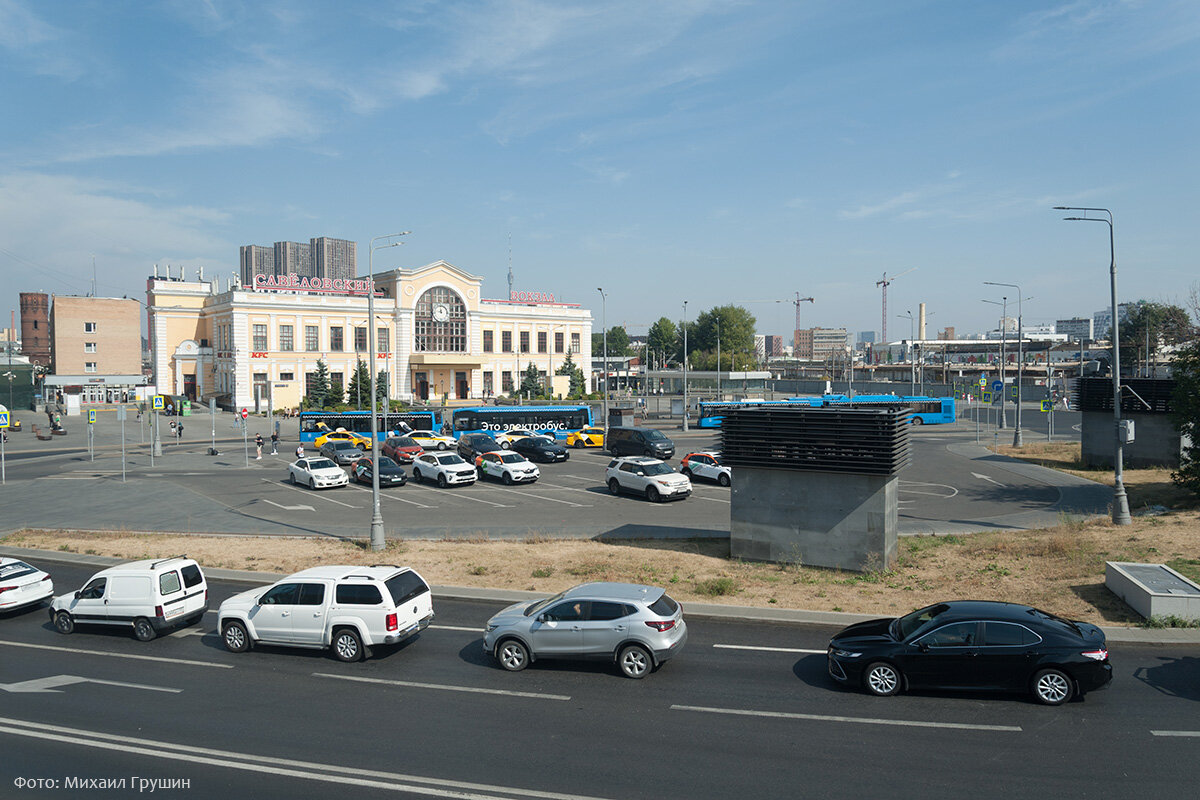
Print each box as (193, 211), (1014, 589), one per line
(181, 400), (192, 416)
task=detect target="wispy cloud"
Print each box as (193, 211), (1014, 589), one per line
(0, 0), (91, 79)
(839, 190), (922, 220)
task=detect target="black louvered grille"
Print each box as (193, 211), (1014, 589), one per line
(720, 407), (911, 476)
(1078, 378), (1175, 414)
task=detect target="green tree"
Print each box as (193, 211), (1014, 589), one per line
(693, 305), (757, 370)
(1115, 301), (1193, 375)
(346, 358), (371, 410)
(646, 317), (677, 367)
(591, 326), (631, 357)
(556, 351), (586, 397)
(1171, 339), (1200, 497)
(376, 370), (390, 404)
(306, 359), (331, 409)
(520, 361), (544, 398)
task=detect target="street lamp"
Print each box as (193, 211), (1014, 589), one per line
(715, 316), (721, 401)
(682, 300), (689, 432)
(985, 282), (1027, 447)
(368, 231), (409, 551)
(596, 288), (608, 434)
(981, 298), (1009, 429)
(898, 311), (915, 395)
(1054, 206), (1131, 525)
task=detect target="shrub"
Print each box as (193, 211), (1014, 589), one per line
(693, 577), (740, 596)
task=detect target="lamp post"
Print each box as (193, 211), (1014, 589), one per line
(982, 298), (1008, 429)
(898, 311), (915, 395)
(1054, 206), (1131, 525)
(715, 316), (721, 401)
(682, 300), (689, 432)
(985, 282), (1026, 447)
(368, 232), (409, 551)
(596, 288), (608, 434)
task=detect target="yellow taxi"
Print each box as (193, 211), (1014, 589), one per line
(565, 426), (605, 449)
(313, 428), (373, 451)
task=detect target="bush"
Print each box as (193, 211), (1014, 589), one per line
(693, 577), (740, 596)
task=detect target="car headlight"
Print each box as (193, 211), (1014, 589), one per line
(485, 623), (498, 632)
(831, 648), (862, 659)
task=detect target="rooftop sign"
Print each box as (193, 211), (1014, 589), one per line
(510, 290), (554, 303)
(254, 273), (379, 295)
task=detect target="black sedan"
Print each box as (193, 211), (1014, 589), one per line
(353, 456), (408, 487)
(457, 433), (503, 462)
(511, 435), (570, 463)
(826, 600), (1112, 706)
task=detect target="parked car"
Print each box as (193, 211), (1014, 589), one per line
(606, 426), (675, 459)
(313, 428), (373, 451)
(605, 456), (691, 502)
(826, 600), (1113, 706)
(476, 451), (540, 484)
(320, 440), (365, 465)
(412, 452), (477, 487)
(50, 557), (208, 641)
(381, 435), (424, 464)
(457, 432), (504, 462)
(0, 557), (54, 613)
(219, 565), (434, 662)
(680, 452), (732, 486)
(287, 457), (350, 489)
(353, 456), (407, 487)
(483, 582), (688, 679)
(565, 426), (605, 449)
(511, 435), (570, 463)
(409, 430), (456, 450)
(492, 428), (551, 448)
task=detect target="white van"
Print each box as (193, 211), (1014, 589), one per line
(50, 557), (208, 641)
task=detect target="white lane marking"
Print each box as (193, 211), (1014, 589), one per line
(346, 485), (435, 509)
(168, 628), (207, 638)
(432, 625), (481, 633)
(313, 672), (569, 701)
(262, 498), (316, 512)
(898, 481), (959, 498)
(1, 675), (181, 694)
(971, 472), (1004, 487)
(426, 488), (511, 508)
(0, 717), (612, 800)
(265, 479), (358, 508)
(713, 644), (825, 654)
(495, 487), (588, 507)
(1151, 730), (1200, 737)
(671, 704), (1022, 732)
(697, 496), (731, 504)
(0, 640), (232, 669)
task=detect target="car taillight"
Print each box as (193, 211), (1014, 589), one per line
(386, 613), (398, 632)
(154, 605), (164, 618)
(645, 620), (675, 632)
(0, 586), (14, 594)
(42, 575), (52, 582)
(1081, 648), (1108, 661)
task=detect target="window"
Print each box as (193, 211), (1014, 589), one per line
(501, 371), (513, 392)
(181, 564), (203, 588)
(84, 322), (97, 333)
(385, 570), (430, 605)
(555, 332), (564, 354)
(84, 362), (97, 373)
(413, 287), (467, 352)
(297, 583), (326, 606)
(330, 372), (344, 398)
(570, 333), (581, 354)
(589, 601), (632, 621)
(520, 331), (530, 353)
(252, 324), (268, 351)
(354, 327), (367, 353)
(501, 331), (512, 353)
(337, 584), (383, 605)
(279, 324), (294, 352)
(259, 583), (300, 605)
(920, 622), (978, 648)
(483, 330), (493, 352)
(377, 327), (390, 353)
(483, 372), (493, 395)
(649, 595), (679, 616)
(280, 372), (294, 382)
(984, 622), (1040, 647)
(84, 342), (97, 353)
(80, 578), (106, 600)
(330, 326), (344, 352)
(537, 331), (547, 353)
(158, 571), (182, 596)
(306, 325), (319, 351)
(544, 601), (587, 622)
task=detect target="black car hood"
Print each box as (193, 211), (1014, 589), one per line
(830, 617), (896, 646)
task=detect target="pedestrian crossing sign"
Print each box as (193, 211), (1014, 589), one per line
(1041, 400), (1053, 412)
(0, 411), (9, 429)
(88, 410), (96, 424)
(982, 390), (993, 403)
(153, 395), (165, 410)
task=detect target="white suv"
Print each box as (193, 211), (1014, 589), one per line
(218, 565), (434, 662)
(605, 456), (691, 502)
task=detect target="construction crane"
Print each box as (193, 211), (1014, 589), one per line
(876, 268), (916, 343)
(792, 292), (814, 334)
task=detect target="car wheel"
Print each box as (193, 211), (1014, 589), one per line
(289, 472), (297, 485)
(54, 610), (75, 635)
(309, 478), (316, 490)
(646, 486), (661, 503)
(718, 473), (731, 487)
(863, 661), (902, 696)
(222, 620), (250, 653)
(574, 440), (584, 449)
(502, 472), (513, 485)
(681, 467), (692, 478)
(500, 441), (510, 449)
(437, 441), (448, 450)
(437, 473), (448, 489)
(608, 478), (622, 495)
(618, 644), (652, 679)
(1033, 668), (1074, 705)
(133, 617), (157, 642)
(332, 628), (364, 662)
(497, 639), (530, 671)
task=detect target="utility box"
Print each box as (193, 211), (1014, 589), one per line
(722, 406), (911, 572)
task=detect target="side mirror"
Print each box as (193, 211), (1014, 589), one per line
(74, 591), (81, 599)
(536, 614), (548, 623)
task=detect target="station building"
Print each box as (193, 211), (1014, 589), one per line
(147, 260), (593, 411)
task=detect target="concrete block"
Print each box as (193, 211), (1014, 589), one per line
(1105, 562), (1200, 621)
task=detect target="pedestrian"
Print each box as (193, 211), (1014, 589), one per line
(176, 422), (184, 442)
(255, 433), (263, 460)
(295, 444), (305, 460)
(270, 431), (279, 455)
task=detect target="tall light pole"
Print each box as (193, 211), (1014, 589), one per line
(982, 298), (1008, 429)
(898, 311), (915, 395)
(682, 300), (689, 432)
(1055, 206), (1131, 525)
(368, 232), (409, 551)
(596, 288), (607, 433)
(986, 282), (1026, 446)
(715, 316), (721, 401)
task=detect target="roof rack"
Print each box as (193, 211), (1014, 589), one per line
(150, 555), (188, 569)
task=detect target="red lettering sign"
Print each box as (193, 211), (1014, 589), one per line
(510, 290), (555, 303)
(251, 351), (267, 358)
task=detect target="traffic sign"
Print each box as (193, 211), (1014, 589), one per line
(1009, 385), (1019, 400)
(990, 380), (1003, 394)
(982, 390), (994, 403)
(0, 412), (8, 429)
(977, 376), (987, 388)
(153, 395), (165, 410)
(87, 410), (96, 424)
(240, 408), (249, 420)
(1041, 400), (1053, 412)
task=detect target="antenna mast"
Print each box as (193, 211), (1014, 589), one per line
(507, 233), (514, 299)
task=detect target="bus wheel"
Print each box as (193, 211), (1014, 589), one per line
(911, 417), (924, 425)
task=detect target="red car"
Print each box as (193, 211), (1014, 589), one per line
(381, 435), (424, 464)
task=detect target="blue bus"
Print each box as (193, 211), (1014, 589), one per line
(449, 405), (593, 441)
(821, 394), (956, 425)
(298, 410), (441, 445)
(697, 398), (823, 428)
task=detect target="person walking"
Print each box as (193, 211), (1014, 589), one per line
(176, 421), (184, 443)
(255, 433), (263, 460)
(270, 431), (279, 455)
(295, 444), (305, 460)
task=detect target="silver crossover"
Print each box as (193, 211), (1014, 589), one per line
(482, 582), (688, 679)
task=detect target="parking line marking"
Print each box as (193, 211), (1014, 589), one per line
(0, 640), (232, 669)
(496, 487), (588, 507)
(671, 704), (1022, 732)
(713, 644), (825, 654)
(168, 628), (207, 638)
(265, 479), (359, 508)
(346, 485), (435, 509)
(425, 490), (511, 508)
(431, 625), (479, 633)
(262, 498), (316, 512)
(697, 496), (731, 504)
(313, 673), (569, 701)
(1152, 730), (1200, 737)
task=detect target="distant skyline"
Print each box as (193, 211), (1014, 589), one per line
(1, 1), (1197, 343)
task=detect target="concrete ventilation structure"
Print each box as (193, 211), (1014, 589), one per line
(722, 406), (910, 572)
(20, 292), (51, 367)
(1079, 377), (1181, 468)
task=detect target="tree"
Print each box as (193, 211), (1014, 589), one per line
(591, 326), (631, 357)
(556, 351), (586, 397)
(306, 360), (331, 409)
(1115, 301), (1193, 376)
(376, 370), (390, 404)
(646, 317), (677, 367)
(520, 361), (544, 398)
(346, 358), (370, 410)
(693, 305), (757, 370)
(1171, 287), (1200, 497)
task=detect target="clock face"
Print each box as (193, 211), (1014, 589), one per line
(432, 304), (450, 322)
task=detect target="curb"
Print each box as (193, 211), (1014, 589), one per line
(5, 545), (1198, 643)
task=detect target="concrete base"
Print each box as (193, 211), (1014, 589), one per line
(730, 467), (897, 572)
(1105, 562), (1200, 622)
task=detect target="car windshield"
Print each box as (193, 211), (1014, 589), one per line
(308, 458), (337, 470)
(644, 430), (668, 441)
(413, 431), (437, 438)
(499, 453), (526, 463)
(525, 591), (567, 617)
(435, 453), (465, 465)
(332, 442), (357, 450)
(894, 603), (951, 640)
(643, 462), (674, 476)
(376, 457), (399, 468)
(394, 437), (417, 447)
(1027, 607), (1084, 637)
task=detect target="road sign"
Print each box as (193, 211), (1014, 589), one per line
(0, 411), (8, 429)
(982, 390), (994, 403)
(1009, 385), (1018, 400)
(990, 380), (1003, 394)
(977, 376), (987, 388)
(240, 408), (249, 420)
(153, 395), (165, 410)
(1041, 400), (1053, 412)
(87, 409), (96, 424)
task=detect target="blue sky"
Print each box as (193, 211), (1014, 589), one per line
(1, 0), (1197, 343)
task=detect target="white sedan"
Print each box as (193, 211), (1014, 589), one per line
(412, 452), (477, 488)
(0, 557), (54, 612)
(287, 457), (349, 489)
(476, 451), (540, 484)
(408, 430), (457, 450)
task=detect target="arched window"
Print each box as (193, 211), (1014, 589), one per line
(414, 287), (467, 352)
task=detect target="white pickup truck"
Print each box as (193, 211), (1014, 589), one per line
(218, 565), (434, 662)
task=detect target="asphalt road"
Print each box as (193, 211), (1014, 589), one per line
(2, 561), (1197, 799)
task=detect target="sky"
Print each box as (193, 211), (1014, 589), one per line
(1, 0), (1198, 344)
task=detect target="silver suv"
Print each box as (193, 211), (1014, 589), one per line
(482, 582), (688, 679)
(605, 456), (691, 502)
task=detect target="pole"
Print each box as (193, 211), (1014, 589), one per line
(243, 415), (248, 468)
(210, 398), (216, 455)
(597, 289), (608, 434)
(121, 408), (126, 483)
(369, 233), (408, 551)
(1014, 305), (1023, 446)
(998, 298), (1007, 429)
(716, 317), (721, 402)
(682, 300), (689, 432)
